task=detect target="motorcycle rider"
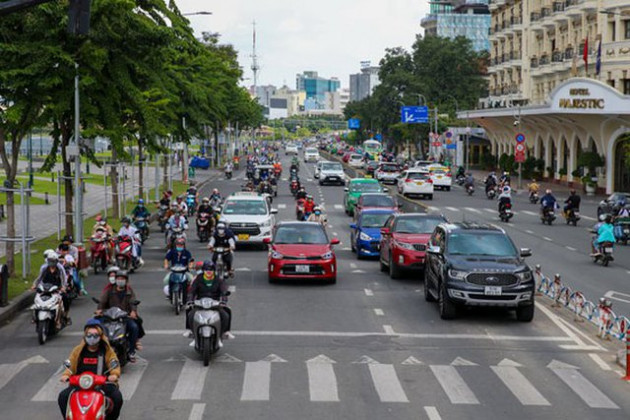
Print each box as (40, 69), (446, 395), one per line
(499, 171), (511, 188)
(117, 217), (143, 267)
(464, 173), (474, 190)
(58, 235), (79, 261)
(62, 254), (86, 296)
(131, 199), (151, 239)
(484, 172), (498, 194)
(175, 195), (188, 216)
(196, 197), (216, 232)
(563, 189), (581, 218)
(208, 222), (236, 277)
(456, 166), (465, 179)
(166, 208), (188, 247)
(303, 195), (316, 219)
(159, 190), (173, 208)
(296, 186), (307, 200)
(591, 214), (616, 256)
(528, 179), (540, 200)
(209, 188), (222, 205)
(307, 206), (327, 226)
(540, 189), (558, 216)
(58, 318), (123, 420)
(95, 270), (143, 362)
(185, 260), (234, 345)
(92, 216), (115, 260)
(498, 185), (512, 213)
(224, 161), (233, 177)
(163, 237), (194, 301)
(32, 254), (70, 322)
(105, 266), (119, 290)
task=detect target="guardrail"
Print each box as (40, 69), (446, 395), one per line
(535, 264), (630, 341)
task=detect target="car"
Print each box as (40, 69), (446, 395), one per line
(350, 209), (396, 259)
(429, 166), (452, 191)
(342, 152), (352, 163)
(348, 154), (364, 168)
(304, 147), (320, 162)
(219, 194), (277, 246)
(597, 192), (630, 216)
(313, 160), (327, 179)
(379, 213), (447, 279)
(265, 222), (339, 284)
(413, 160), (434, 169)
(397, 169), (434, 199)
(318, 161), (345, 186)
(375, 163), (401, 184)
(365, 161), (380, 177)
(354, 193), (399, 216)
(285, 144), (299, 155)
(343, 178), (384, 216)
(424, 222), (535, 321)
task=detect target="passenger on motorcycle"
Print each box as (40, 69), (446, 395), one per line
(303, 195), (316, 219)
(296, 186), (307, 200)
(58, 318), (123, 420)
(540, 189), (557, 214)
(95, 271), (143, 362)
(166, 209), (188, 245)
(159, 190), (172, 207)
(591, 214), (616, 256)
(62, 254), (85, 296)
(498, 186), (512, 212)
(163, 238), (194, 300)
(117, 217), (143, 267)
(175, 195), (188, 215)
(208, 222), (236, 277)
(58, 235), (79, 261)
(563, 189), (581, 216)
(185, 260), (234, 346)
(307, 206), (327, 226)
(499, 171), (511, 187)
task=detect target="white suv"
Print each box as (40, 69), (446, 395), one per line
(397, 169), (434, 200)
(285, 144), (299, 155)
(304, 147), (320, 162)
(318, 162), (345, 186)
(220, 194), (278, 246)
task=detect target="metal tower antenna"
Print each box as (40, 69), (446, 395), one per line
(251, 20), (260, 98)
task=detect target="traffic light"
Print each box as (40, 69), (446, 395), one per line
(68, 0), (91, 35)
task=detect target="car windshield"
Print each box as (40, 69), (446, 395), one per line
(362, 195), (394, 207)
(223, 200), (267, 216)
(394, 217), (443, 234)
(322, 163), (342, 171)
(446, 232), (517, 257)
(351, 154), (363, 160)
(274, 225), (328, 244)
(380, 165), (399, 172)
(407, 172), (429, 180)
(350, 183), (381, 192)
(306, 148), (317, 153)
(360, 213), (392, 228)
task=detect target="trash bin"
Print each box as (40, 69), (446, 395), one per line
(77, 245), (89, 270)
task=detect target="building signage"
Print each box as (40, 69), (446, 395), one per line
(558, 88), (605, 110)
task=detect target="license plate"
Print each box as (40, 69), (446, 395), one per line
(295, 265), (309, 273)
(416, 181), (424, 185)
(484, 286), (502, 296)
(238, 234), (250, 241)
(604, 247), (613, 253)
(437, 176), (442, 179)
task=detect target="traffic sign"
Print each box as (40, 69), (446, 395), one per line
(432, 142), (441, 147)
(515, 143), (525, 153)
(445, 131), (452, 138)
(515, 133), (525, 143)
(348, 118), (360, 130)
(401, 106), (429, 124)
(515, 151), (526, 163)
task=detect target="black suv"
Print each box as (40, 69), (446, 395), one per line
(424, 222), (535, 321)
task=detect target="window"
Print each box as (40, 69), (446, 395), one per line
(626, 21), (630, 39)
(611, 22), (616, 42)
(624, 79), (630, 95)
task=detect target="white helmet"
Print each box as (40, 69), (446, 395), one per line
(64, 255), (75, 265)
(43, 249), (56, 258)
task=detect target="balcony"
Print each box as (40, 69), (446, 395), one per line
(553, 2), (565, 13)
(564, 47), (574, 60)
(530, 57), (539, 68)
(541, 7), (552, 18)
(531, 11), (541, 22)
(540, 54), (550, 65)
(551, 50), (564, 62)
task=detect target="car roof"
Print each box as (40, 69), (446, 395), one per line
(395, 213), (445, 219)
(227, 193), (266, 201)
(360, 193), (391, 198)
(405, 168), (430, 173)
(440, 221), (506, 234)
(350, 178), (379, 183)
(358, 208), (396, 215)
(276, 221), (324, 228)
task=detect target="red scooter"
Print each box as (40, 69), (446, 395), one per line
(115, 235), (133, 271)
(90, 230), (110, 274)
(64, 360), (119, 420)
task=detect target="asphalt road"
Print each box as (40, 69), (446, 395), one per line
(0, 153), (629, 420)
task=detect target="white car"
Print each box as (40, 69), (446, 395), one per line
(429, 166), (452, 191)
(413, 160), (433, 170)
(397, 169), (434, 200)
(375, 163), (401, 184)
(285, 144), (299, 155)
(314, 160), (327, 179)
(220, 194), (277, 245)
(304, 147), (320, 162)
(318, 162), (345, 186)
(348, 154), (364, 168)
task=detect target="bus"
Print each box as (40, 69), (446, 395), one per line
(362, 139), (383, 161)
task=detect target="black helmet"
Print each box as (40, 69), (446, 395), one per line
(121, 217), (131, 224)
(202, 260), (215, 271)
(62, 235), (73, 243)
(115, 270), (129, 280)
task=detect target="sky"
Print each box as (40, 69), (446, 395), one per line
(175, 0), (429, 89)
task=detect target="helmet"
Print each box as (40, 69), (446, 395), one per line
(62, 235), (73, 243)
(121, 217), (131, 224)
(84, 318), (103, 332)
(107, 266), (119, 275)
(138, 199), (144, 205)
(599, 214), (607, 222)
(202, 260), (215, 271)
(176, 196), (183, 201)
(202, 197), (209, 203)
(46, 256), (58, 266)
(313, 206), (321, 212)
(545, 189), (552, 194)
(115, 270), (129, 280)
(64, 255), (75, 265)
(175, 237), (186, 246)
(307, 195), (313, 200)
(171, 203), (178, 209)
(502, 186), (510, 193)
(43, 249), (55, 258)
(213, 188), (219, 194)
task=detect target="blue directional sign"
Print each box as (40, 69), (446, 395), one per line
(374, 134), (382, 141)
(348, 118), (360, 130)
(401, 106), (429, 124)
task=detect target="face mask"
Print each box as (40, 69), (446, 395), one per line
(115, 280), (126, 288)
(176, 247), (184, 252)
(217, 229), (225, 235)
(315, 212), (321, 215)
(85, 334), (100, 347)
(108, 275), (116, 285)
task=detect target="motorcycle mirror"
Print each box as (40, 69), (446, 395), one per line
(63, 359), (72, 369)
(109, 360), (119, 370)
(132, 300), (141, 306)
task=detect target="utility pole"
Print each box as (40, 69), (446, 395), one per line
(251, 21), (260, 100)
(73, 62), (83, 243)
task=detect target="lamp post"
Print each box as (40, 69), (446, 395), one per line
(182, 11), (213, 16)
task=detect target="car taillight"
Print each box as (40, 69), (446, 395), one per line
(446, 173), (451, 177)
(405, 179), (413, 183)
(427, 179), (433, 183)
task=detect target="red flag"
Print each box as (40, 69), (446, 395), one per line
(583, 38), (589, 73)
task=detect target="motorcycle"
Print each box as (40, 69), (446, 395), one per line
(90, 231), (110, 274)
(196, 212), (212, 242)
(485, 186), (496, 200)
(225, 169), (233, 180)
(529, 191), (539, 204)
(541, 207), (556, 225)
(189, 296), (231, 366)
(593, 240), (615, 267)
(169, 265), (189, 315)
(133, 216), (149, 244)
(213, 247), (231, 280)
(31, 283), (66, 345)
(290, 179), (299, 196)
(455, 174), (465, 186)
(186, 194), (197, 217)
(565, 208), (581, 226)
(158, 205), (169, 233)
(62, 359), (120, 420)
(499, 202), (514, 223)
(466, 184), (475, 196)
(167, 226), (186, 250)
(115, 236), (134, 271)
(93, 299), (139, 367)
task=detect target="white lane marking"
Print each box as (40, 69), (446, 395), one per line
(241, 361), (271, 401)
(445, 206), (459, 212)
(547, 360), (619, 409)
(119, 356), (149, 400)
(342, 247), (351, 251)
(491, 359), (550, 406)
(228, 285), (236, 292)
(32, 366), (65, 401)
(383, 325), (395, 335)
(0, 355), (47, 392)
(430, 365), (479, 404)
(334, 204), (343, 210)
(374, 308), (384, 316)
(543, 237), (553, 242)
(582, 215), (596, 221)
(483, 208), (495, 213)
(566, 246), (577, 251)
(188, 403), (206, 420)
(350, 263), (357, 269)
(589, 353), (612, 371)
(307, 178), (313, 182)
(171, 358), (209, 400)
(368, 364), (409, 402)
(556, 316), (605, 350)
(522, 210), (538, 216)
(402, 357), (424, 365)
(306, 356), (339, 402)
(525, 230), (535, 234)
(428, 206), (440, 212)
(424, 406), (442, 420)
(333, 232), (338, 236)
(277, 204), (287, 209)
(464, 207), (482, 214)
(364, 288), (374, 296)
(604, 290), (630, 304)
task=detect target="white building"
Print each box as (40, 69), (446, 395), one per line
(349, 66), (381, 102)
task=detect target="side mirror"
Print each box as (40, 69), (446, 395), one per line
(380, 227), (390, 235)
(349, 223), (357, 229)
(109, 360), (119, 370)
(344, 187), (349, 192)
(427, 245), (441, 254)
(520, 248), (532, 258)
(263, 237), (271, 244)
(270, 209), (278, 214)
(330, 238), (340, 245)
(63, 359), (72, 369)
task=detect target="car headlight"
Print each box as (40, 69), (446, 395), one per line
(321, 251), (333, 260)
(260, 219), (272, 228)
(271, 251), (283, 259)
(394, 240), (414, 250)
(359, 232), (372, 241)
(515, 270), (533, 282)
(448, 269), (468, 280)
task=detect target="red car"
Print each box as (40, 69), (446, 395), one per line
(354, 193), (399, 218)
(379, 213), (447, 279)
(265, 222), (340, 284)
(342, 152), (352, 163)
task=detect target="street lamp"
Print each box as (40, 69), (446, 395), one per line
(183, 11), (213, 16)
(415, 93), (427, 106)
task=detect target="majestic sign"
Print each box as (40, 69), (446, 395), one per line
(549, 79), (630, 114)
(558, 89), (605, 110)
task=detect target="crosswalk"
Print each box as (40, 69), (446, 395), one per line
(2, 354), (618, 410)
(431, 205), (598, 222)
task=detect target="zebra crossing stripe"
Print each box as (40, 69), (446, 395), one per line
(188, 403), (206, 420)
(241, 361), (271, 401)
(306, 355), (339, 402)
(491, 359), (550, 406)
(119, 356), (149, 400)
(547, 360), (619, 409)
(32, 366), (66, 401)
(430, 365), (479, 404)
(171, 358), (209, 400)
(368, 364), (409, 403)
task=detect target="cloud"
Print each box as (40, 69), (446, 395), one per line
(174, 0), (429, 88)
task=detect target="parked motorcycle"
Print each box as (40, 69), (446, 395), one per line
(565, 208), (581, 226)
(169, 265), (188, 315)
(189, 297), (231, 366)
(90, 230), (110, 274)
(499, 202), (514, 223)
(196, 212), (212, 243)
(62, 359), (120, 420)
(541, 207), (556, 225)
(32, 283), (67, 345)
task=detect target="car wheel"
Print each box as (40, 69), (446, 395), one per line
(428, 195), (433, 200)
(438, 282), (457, 320)
(515, 304), (534, 322)
(379, 257), (387, 272)
(389, 255), (402, 279)
(446, 186), (451, 191)
(319, 181), (323, 186)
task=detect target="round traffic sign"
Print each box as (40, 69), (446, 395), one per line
(516, 143), (525, 152)
(515, 133), (525, 143)
(445, 131), (452, 138)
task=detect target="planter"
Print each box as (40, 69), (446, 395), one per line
(585, 184), (596, 196)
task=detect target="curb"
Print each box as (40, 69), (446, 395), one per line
(0, 289), (34, 326)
